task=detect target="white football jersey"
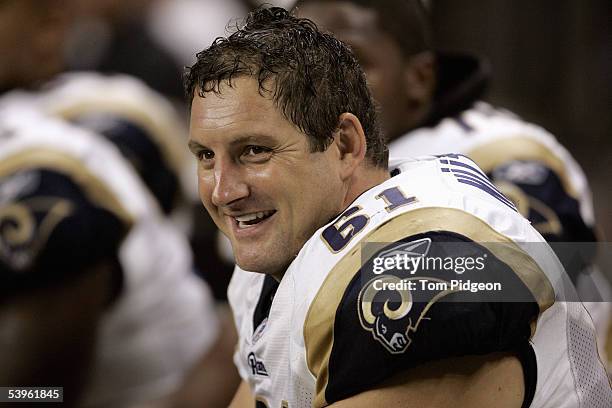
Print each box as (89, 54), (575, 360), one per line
(36, 72), (188, 181)
(35, 71), (198, 218)
(0, 103), (218, 407)
(390, 102), (594, 226)
(229, 155), (611, 408)
(390, 101), (611, 365)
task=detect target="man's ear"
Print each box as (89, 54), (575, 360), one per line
(402, 51), (436, 104)
(332, 112), (367, 181)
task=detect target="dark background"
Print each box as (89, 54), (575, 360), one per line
(430, 0), (611, 241)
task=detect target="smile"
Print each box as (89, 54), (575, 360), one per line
(233, 210), (277, 229)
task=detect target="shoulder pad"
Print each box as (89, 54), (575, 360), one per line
(39, 72), (190, 210)
(487, 159), (597, 283)
(304, 212), (548, 406)
(0, 159), (129, 295)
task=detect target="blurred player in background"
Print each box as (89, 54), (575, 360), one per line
(186, 7), (610, 407)
(0, 1), (237, 406)
(35, 73), (194, 219)
(296, 0), (611, 363)
(37, 71), (243, 408)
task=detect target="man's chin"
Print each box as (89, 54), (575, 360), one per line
(236, 261), (271, 275)
(234, 251), (289, 277)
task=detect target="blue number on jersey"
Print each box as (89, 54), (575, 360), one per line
(322, 206), (370, 253)
(322, 188), (418, 252)
(376, 187), (417, 212)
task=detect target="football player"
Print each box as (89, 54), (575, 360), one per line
(0, 94), (236, 407)
(33, 71), (242, 407)
(186, 7), (612, 407)
(296, 0), (611, 362)
(0, 1), (235, 406)
(31, 70), (239, 303)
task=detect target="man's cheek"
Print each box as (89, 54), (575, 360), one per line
(197, 174), (215, 203)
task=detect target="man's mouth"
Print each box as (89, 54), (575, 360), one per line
(233, 210), (276, 229)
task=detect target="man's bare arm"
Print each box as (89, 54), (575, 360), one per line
(228, 381), (254, 408)
(329, 353), (524, 408)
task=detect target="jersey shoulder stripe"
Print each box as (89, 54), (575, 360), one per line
(438, 154), (517, 210)
(466, 136), (579, 199)
(0, 148), (133, 227)
(39, 72), (187, 179)
(0, 105), (156, 219)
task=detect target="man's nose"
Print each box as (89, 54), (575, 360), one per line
(211, 158), (249, 207)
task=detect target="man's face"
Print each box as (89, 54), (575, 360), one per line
(298, 2), (411, 139)
(189, 77), (346, 276)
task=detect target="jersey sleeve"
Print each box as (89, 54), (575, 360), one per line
(70, 114), (180, 214)
(0, 150), (132, 297)
(303, 209), (552, 407)
(466, 137), (597, 281)
(39, 73), (189, 213)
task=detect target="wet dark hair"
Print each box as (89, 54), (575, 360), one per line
(184, 6), (387, 168)
(295, 0), (433, 57)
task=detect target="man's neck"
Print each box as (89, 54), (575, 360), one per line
(342, 165), (390, 209)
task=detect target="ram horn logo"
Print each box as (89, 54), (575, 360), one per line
(0, 199), (73, 272)
(358, 276), (457, 354)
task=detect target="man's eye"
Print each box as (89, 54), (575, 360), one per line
(197, 150), (214, 161)
(244, 145), (270, 157)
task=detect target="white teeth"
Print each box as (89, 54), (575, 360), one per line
(234, 211), (274, 228)
(235, 213), (259, 222)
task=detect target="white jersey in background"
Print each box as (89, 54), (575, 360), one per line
(35, 71), (199, 223)
(0, 104), (218, 407)
(390, 101), (611, 364)
(389, 102), (594, 227)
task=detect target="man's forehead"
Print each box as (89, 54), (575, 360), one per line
(190, 90), (248, 122)
(191, 77), (274, 122)
(188, 76), (298, 145)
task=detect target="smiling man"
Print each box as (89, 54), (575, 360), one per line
(188, 76), (337, 275)
(186, 7), (611, 408)
(188, 75), (382, 278)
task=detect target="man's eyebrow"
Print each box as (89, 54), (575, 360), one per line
(187, 134), (277, 152)
(229, 134), (276, 146)
(187, 140), (204, 153)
